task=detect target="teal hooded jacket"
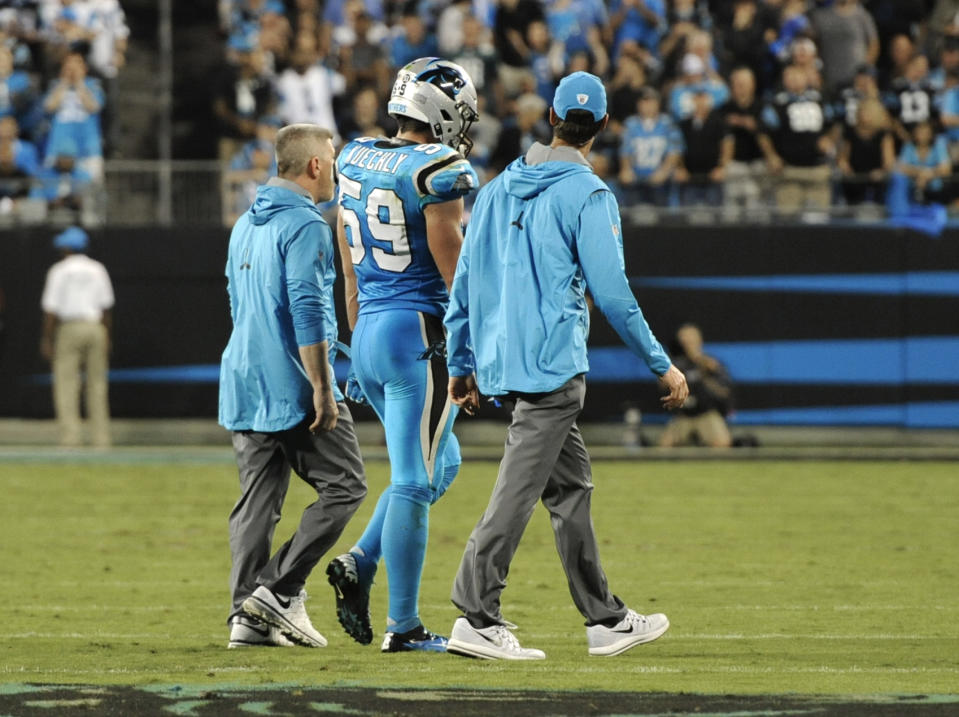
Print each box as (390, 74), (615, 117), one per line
(219, 178), (342, 432)
(445, 143), (670, 396)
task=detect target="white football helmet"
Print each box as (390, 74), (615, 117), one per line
(388, 57), (479, 157)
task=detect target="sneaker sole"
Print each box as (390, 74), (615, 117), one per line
(587, 619), (670, 657)
(446, 638), (545, 660)
(227, 640), (286, 649)
(383, 638), (448, 654)
(326, 559), (373, 645)
(241, 596), (327, 648)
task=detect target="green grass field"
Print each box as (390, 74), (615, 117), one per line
(1, 454), (957, 699)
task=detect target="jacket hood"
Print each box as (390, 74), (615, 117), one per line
(248, 181), (317, 225)
(502, 142), (594, 200)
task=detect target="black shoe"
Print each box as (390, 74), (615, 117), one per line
(326, 553), (373, 645)
(381, 624), (448, 653)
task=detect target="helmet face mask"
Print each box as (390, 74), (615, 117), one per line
(389, 57), (479, 157)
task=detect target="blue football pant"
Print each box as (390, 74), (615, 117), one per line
(350, 309), (460, 634)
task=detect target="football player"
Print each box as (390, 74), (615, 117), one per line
(326, 57), (479, 653)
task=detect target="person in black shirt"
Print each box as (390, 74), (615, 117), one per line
(885, 53), (936, 146)
(676, 88), (729, 206)
(659, 323), (733, 448)
(492, 0), (545, 96)
(838, 97), (895, 204)
(758, 64), (836, 213)
(718, 66), (765, 209)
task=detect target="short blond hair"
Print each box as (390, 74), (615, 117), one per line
(275, 124), (334, 177)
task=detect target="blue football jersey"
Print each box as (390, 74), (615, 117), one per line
(337, 136), (478, 317)
(620, 114), (683, 178)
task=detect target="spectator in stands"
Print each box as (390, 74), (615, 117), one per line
(767, 0), (811, 65)
(619, 86), (683, 206)
(390, 9), (436, 70)
(758, 64), (836, 214)
(718, 0), (768, 85)
(886, 54), (937, 145)
(788, 37), (823, 92)
(719, 66), (765, 210)
(31, 138), (95, 220)
(42, 5), (95, 73)
(492, 0), (545, 96)
(43, 51), (104, 180)
(881, 33), (915, 89)
(608, 54), (647, 128)
(668, 52), (728, 121)
(545, 0), (609, 78)
(213, 35), (275, 160)
(659, 0), (712, 80)
(336, 8), (390, 98)
(222, 117), (279, 224)
(0, 115), (39, 201)
(437, 0), (471, 56)
(838, 98), (895, 205)
(274, 38), (345, 142)
(659, 323), (732, 449)
(866, 1), (926, 69)
(337, 86), (387, 141)
(450, 15), (502, 113)
(936, 69), (959, 162)
(0, 46), (33, 129)
(887, 119), (954, 209)
(929, 36), (959, 91)
(809, 0), (879, 94)
(835, 64), (881, 131)
(87, 0), (129, 157)
(927, 0), (959, 57)
(526, 19), (565, 104)
(675, 88), (728, 206)
(609, 0), (666, 63)
(256, 3), (293, 72)
(490, 92), (551, 172)
(465, 95), (502, 184)
(87, 0), (129, 82)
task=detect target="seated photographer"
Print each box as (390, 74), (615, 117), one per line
(659, 323), (733, 448)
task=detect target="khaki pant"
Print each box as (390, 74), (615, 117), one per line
(53, 320), (110, 447)
(659, 410), (732, 448)
(776, 164), (832, 213)
(724, 160), (766, 208)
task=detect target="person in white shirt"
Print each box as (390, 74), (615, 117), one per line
(274, 42), (345, 144)
(40, 226), (114, 447)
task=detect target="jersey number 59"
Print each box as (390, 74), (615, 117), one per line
(339, 175), (412, 273)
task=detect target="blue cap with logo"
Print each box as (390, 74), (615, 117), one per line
(53, 226), (89, 252)
(552, 71), (607, 122)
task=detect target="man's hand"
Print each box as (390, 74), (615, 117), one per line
(345, 368), (367, 405)
(449, 374), (480, 416)
(309, 387), (338, 433)
(658, 364), (689, 410)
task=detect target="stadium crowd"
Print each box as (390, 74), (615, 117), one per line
(216, 0), (959, 220)
(0, 0), (127, 224)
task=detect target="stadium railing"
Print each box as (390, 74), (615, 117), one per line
(8, 160), (935, 228)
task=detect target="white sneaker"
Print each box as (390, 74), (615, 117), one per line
(227, 615), (295, 648)
(446, 617), (545, 660)
(241, 586), (327, 648)
(586, 609), (669, 656)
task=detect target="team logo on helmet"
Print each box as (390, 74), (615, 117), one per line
(388, 57), (479, 157)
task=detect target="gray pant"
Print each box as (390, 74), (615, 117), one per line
(228, 403), (367, 622)
(451, 375), (626, 627)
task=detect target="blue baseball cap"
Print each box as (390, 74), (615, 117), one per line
(53, 226), (89, 252)
(552, 71), (607, 121)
